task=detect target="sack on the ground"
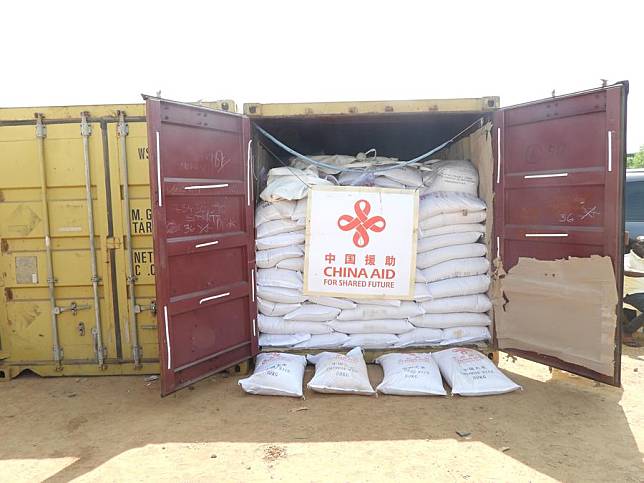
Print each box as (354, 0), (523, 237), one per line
(256, 245), (304, 269)
(422, 160), (479, 196)
(341, 333), (400, 348)
(337, 301), (424, 321)
(414, 275), (491, 301)
(419, 223), (486, 238)
(258, 333), (311, 347)
(238, 353), (307, 397)
(417, 232), (482, 253)
(256, 286), (307, 304)
(441, 326), (491, 345)
(283, 304), (341, 322)
(433, 348), (522, 396)
(293, 333), (350, 349)
(256, 218), (303, 238)
(421, 294), (492, 313)
(256, 268), (303, 290)
(410, 312), (491, 329)
(419, 192), (486, 220)
(394, 328), (443, 348)
(257, 315), (333, 335)
(419, 211), (487, 231)
(417, 243), (487, 269)
(257, 297), (301, 317)
(419, 257), (490, 283)
(330, 319), (414, 335)
(256, 231), (305, 250)
(275, 256), (304, 271)
(307, 347), (375, 395)
(255, 200), (296, 226)
(375, 353), (447, 396)
(309, 296), (357, 310)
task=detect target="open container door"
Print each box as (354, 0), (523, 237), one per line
(493, 83), (627, 386)
(145, 97), (257, 396)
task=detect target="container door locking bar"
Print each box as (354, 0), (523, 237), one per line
(81, 112), (107, 367)
(35, 114), (64, 367)
(117, 112), (142, 367)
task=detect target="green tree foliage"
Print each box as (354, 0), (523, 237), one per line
(627, 145), (644, 168)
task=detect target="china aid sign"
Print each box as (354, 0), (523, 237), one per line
(304, 186), (419, 299)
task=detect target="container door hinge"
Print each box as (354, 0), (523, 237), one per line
(35, 118), (47, 138)
(80, 113), (92, 137)
(106, 237), (121, 249)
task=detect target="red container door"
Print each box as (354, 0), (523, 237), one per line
(494, 84), (627, 386)
(146, 98), (257, 396)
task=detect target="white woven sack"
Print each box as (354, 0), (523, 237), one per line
(330, 319), (414, 335)
(419, 211), (487, 230)
(375, 353), (447, 396)
(417, 232), (482, 253)
(307, 347), (375, 395)
(410, 312), (491, 329)
(433, 348), (521, 396)
(414, 275), (490, 302)
(441, 326), (491, 346)
(291, 198), (308, 222)
(275, 257), (304, 271)
(394, 328), (443, 348)
(309, 296), (357, 310)
(419, 223), (486, 238)
(347, 298), (402, 307)
(255, 200), (296, 226)
(421, 294), (492, 314)
(422, 160), (479, 196)
(258, 333), (311, 347)
(256, 286), (306, 304)
(256, 232), (305, 250)
(293, 333), (349, 349)
(256, 245), (304, 269)
(256, 218), (303, 238)
(380, 167), (423, 187)
(342, 334), (399, 348)
(260, 169), (331, 201)
(417, 244), (487, 269)
(374, 177), (406, 189)
(284, 304), (341, 322)
(258, 315), (332, 335)
(419, 257), (490, 283)
(419, 192), (486, 220)
(238, 353), (307, 397)
(337, 301), (424, 321)
(257, 297), (301, 317)
(256, 268), (303, 290)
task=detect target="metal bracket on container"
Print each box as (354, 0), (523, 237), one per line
(80, 113), (92, 137)
(54, 302), (91, 316)
(117, 113), (129, 137)
(135, 301), (157, 315)
(35, 115), (47, 138)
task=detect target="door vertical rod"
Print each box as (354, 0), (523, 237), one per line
(81, 112), (106, 367)
(35, 114), (63, 367)
(117, 111), (142, 367)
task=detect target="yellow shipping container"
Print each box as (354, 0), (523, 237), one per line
(0, 101), (235, 379)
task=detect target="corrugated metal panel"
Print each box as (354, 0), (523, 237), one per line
(244, 97), (499, 117)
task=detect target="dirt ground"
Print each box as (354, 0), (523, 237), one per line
(1, 347), (643, 483)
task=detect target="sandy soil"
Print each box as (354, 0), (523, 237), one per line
(1, 347), (642, 483)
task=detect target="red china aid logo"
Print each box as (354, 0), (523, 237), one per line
(337, 199), (386, 248)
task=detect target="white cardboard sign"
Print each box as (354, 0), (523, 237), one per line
(304, 186), (418, 299)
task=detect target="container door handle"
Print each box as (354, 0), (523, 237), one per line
(524, 233), (568, 238)
(199, 292), (230, 304)
(195, 240), (219, 248)
(184, 183), (229, 190)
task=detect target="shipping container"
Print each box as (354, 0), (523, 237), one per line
(0, 101), (235, 379)
(0, 85), (627, 398)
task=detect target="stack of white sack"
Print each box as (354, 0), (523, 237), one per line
(255, 157), (491, 349)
